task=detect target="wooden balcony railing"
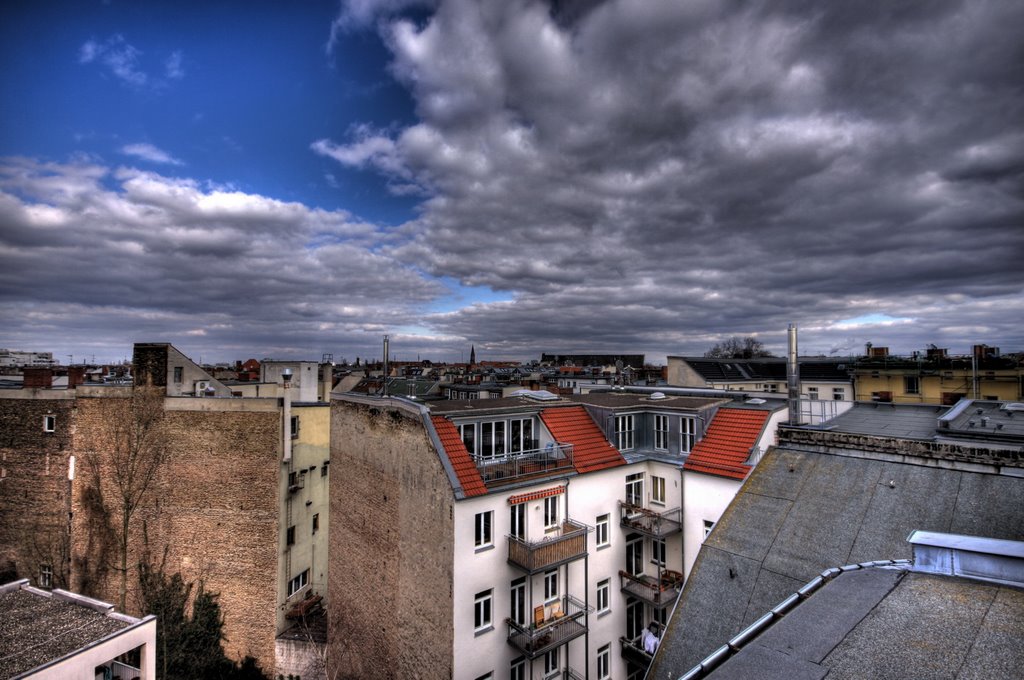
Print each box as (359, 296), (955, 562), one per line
(508, 520), (589, 573)
(619, 570), (683, 608)
(619, 502), (682, 537)
(473, 443), (575, 485)
(507, 595), (589, 659)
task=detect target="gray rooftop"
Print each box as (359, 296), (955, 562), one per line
(706, 567), (1024, 680)
(0, 584), (133, 678)
(650, 439), (1024, 678)
(821, 401), (948, 440)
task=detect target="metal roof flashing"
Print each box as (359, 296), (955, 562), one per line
(908, 530), (1024, 587)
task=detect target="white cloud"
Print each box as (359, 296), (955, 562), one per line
(121, 143), (184, 166)
(165, 50), (185, 79)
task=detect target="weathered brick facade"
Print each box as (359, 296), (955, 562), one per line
(70, 392), (282, 672)
(0, 393), (75, 587)
(329, 400), (454, 679)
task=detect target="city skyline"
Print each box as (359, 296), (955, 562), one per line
(2, 1), (1022, 364)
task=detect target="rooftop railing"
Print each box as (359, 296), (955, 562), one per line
(473, 442), (575, 485)
(508, 520), (589, 573)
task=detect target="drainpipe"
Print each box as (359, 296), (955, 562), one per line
(787, 324), (802, 426)
(282, 368), (293, 462)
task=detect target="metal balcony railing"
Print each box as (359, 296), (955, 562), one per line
(619, 502), (682, 537)
(620, 634), (655, 669)
(619, 570), (683, 609)
(508, 520), (589, 573)
(473, 442), (575, 485)
(507, 595), (589, 659)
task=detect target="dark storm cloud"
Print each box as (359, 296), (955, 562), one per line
(317, 0), (1024, 358)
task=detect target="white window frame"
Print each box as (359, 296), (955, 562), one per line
(651, 475), (666, 505)
(475, 511), (493, 549)
(597, 643), (610, 679)
(543, 648), (559, 678)
(510, 657), (526, 680)
(703, 519), (715, 539)
(474, 589), (493, 632)
(833, 387), (845, 401)
(480, 421), (506, 460)
(904, 375), (920, 395)
(544, 570), (559, 603)
(626, 533), (644, 576)
(459, 422), (476, 455)
(39, 564), (53, 589)
(543, 495), (559, 529)
(510, 577), (526, 626)
(596, 578), (610, 614)
(509, 417), (534, 453)
(595, 513), (610, 548)
(615, 414), (635, 450)
(652, 537), (666, 566)
(287, 569), (309, 597)
(43, 415), (56, 433)
(653, 414), (669, 451)
(625, 472), (644, 507)
(680, 417), (696, 453)
(510, 502), (526, 540)
(808, 387), (819, 400)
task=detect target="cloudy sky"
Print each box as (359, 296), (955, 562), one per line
(1, 0), (1022, 365)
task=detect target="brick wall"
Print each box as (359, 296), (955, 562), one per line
(0, 395), (74, 586)
(71, 392), (281, 672)
(329, 400), (455, 679)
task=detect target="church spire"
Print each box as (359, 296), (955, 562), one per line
(469, 345), (476, 366)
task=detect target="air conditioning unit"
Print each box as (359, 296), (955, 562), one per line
(195, 380), (210, 396)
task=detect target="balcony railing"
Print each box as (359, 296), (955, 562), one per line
(620, 634), (655, 669)
(473, 442), (575, 485)
(619, 569), (683, 609)
(508, 520), (589, 573)
(507, 595), (589, 659)
(619, 502), (682, 537)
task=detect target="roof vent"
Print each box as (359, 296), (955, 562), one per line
(1001, 402), (1024, 412)
(649, 391), (667, 400)
(511, 389), (559, 402)
(746, 398), (766, 404)
(908, 530), (1024, 587)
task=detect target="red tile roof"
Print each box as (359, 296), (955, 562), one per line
(541, 406), (626, 474)
(683, 408), (769, 480)
(430, 416), (487, 497)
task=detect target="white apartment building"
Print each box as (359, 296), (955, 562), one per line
(329, 388), (774, 679)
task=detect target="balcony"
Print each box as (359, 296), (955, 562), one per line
(473, 442), (575, 485)
(619, 502), (682, 537)
(508, 520), (589, 574)
(619, 569), (683, 609)
(507, 595), (589, 659)
(620, 634), (655, 670)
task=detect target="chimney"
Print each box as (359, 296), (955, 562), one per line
(24, 368), (53, 389)
(282, 368), (293, 462)
(67, 366), (86, 388)
(382, 335), (390, 396)
(787, 323), (802, 426)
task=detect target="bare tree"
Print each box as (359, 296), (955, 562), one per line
(704, 336), (774, 359)
(86, 385), (169, 611)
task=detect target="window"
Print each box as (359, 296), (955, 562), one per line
(312, 514), (319, 534)
(904, 376), (920, 395)
(596, 578), (610, 614)
(474, 590), (493, 632)
(42, 415), (56, 433)
(480, 421), (506, 460)
(510, 577), (526, 626)
(173, 366), (183, 383)
(808, 387), (819, 400)
(615, 414), (635, 450)
(652, 475), (666, 505)
(510, 657), (525, 680)
(39, 564), (53, 589)
(509, 417), (534, 453)
(652, 537), (666, 566)
(510, 503), (525, 540)
(597, 644), (610, 679)
(626, 533), (644, 576)
(321, 461), (329, 477)
(475, 511), (493, 549)
(544, 570), (558, 602)
(833, 387), (845, 401)
(287, 569), (308, 596)
(595, 514), (610, 548)
(654, 414), (669, 450)
(290, 415), (300, 440)
(703, 519), (715, 539)
(286, 526), (295, 546)
(680, 417), (696, 453)
(543, 648), (559, 678)
(625, 472), (644, 506)
(543, 496), (559, 529)
(459, 422), (476, 455)
(765, 383), (779, 393)
(626, 597), (644, 640)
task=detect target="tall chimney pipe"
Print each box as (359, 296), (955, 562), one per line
(382, 335), (390, 397)
(282, 368), (293, 462)
(788, 323), (802, 426)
